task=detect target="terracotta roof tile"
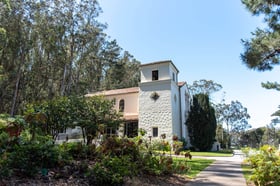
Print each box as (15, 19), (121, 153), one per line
(178, 81), (186, 87)
(86, 87), (139, 97)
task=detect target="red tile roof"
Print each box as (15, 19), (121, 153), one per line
(178, 81), (186, 87)
(86, 87), (139, 97)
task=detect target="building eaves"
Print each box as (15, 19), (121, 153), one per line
(178, 81), (186, 87)
(140, 60), (179, 73)
(86, 87), (139, 97)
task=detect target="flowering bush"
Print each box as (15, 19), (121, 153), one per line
(245, 145), (280, 186)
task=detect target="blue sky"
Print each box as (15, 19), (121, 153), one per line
(98, 0), (280, 128)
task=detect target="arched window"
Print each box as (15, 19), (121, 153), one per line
(119, 99), (125, 112)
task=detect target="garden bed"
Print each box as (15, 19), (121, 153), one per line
(1, 174), (190, 186)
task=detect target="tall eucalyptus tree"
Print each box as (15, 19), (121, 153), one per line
(0, 0), (140, 115)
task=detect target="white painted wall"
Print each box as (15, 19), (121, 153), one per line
(140, 61), (178, 83)
(179, 84), (192, 147)
(171, 81), (180, 139)
(139, 80), (173, 140)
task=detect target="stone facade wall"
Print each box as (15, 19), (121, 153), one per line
(139, 80), (173, 140)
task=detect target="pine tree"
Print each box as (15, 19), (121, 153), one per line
(241, 0), (280, 90)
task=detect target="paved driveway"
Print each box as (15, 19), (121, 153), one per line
(186, 150), (247, 186)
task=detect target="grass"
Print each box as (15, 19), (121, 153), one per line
(173, 157), (215, 178)
(156, 150), (233, 157)
(189, 151), (233, 157)
(241, 163), (254, 185)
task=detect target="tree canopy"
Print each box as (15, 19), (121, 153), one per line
(25, 96), (122, 144)
(241, 0), (280, 91)
(241, 0), (280, 71)
(188, 79), (222, 96)
(215, 100), (251, 148)
(0, 0), (140, 116)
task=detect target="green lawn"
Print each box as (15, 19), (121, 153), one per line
(157, 151), (233, 157)
(188, 151), (233, 157)
(241, 163), (254, 185)
(173, 157), (215, 178)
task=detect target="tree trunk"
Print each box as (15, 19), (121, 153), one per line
(10, 54), (24, 116)
(60, 63), (67, 96)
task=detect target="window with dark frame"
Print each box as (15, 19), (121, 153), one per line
(152, 70), (159, 81)
(119, 99), (125, 112)
(124, 122), (138, 138)
(152, 127), (158, 137)
(106, 127), (116, 137)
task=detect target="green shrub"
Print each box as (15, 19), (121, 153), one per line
(151, 139), (171, 152)
(7, 137), (69, 177)
(0, 129), (73, 178)
(173, 141), (183, 155)
(87, 155), (137, 185)
(0, 152), (12, 178)
(171, 158), (190, 174)
(138, 152), (162, 175)
(246, 145), (280, 186)
(60, 142), (96, 160)
(97, 137), (139, 160)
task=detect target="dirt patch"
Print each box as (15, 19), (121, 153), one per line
(124, 174), (190, 186)
(1, 174), (191, 186)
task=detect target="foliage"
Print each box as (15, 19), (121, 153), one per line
(241, 0), (280, 71)
(0, 131), (9, 150)
(188, 79), (222, 96)
(241, 0), (280, 92)
(0, 114), (26, 129)
(272, 106), (280, 117)
(0, 131), (69, 178)
(90, 136), (192, 184)
(0, 126), (215, 184)
(0, 114), (26, 138)
(151, 139), (171, 152)
(172, 136), (184, 155)
(87, 155), (137, 185)
(239, 127), (265, 148)
(0, 0), (140, 115)
(245, 145), (280, 186)
(0, 108), (202, 184)
(262, 123), (280, 147)
(241, 0), (280, 135)
(59, 142), (96, 160)
(187, 94), (217, 151)
(240, 124), (280, 148)
(25, 96), (122, 144)
(215, 100), (251, 148)
(215, 124), (227, 148)
(261, 81), (280, 91)
(97, 137), (139, 159)
(241, 163), (253, 185)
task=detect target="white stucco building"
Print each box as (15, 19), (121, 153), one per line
(86, 60), (192, 144)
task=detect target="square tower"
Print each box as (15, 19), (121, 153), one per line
(139, 60), (181, 141)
